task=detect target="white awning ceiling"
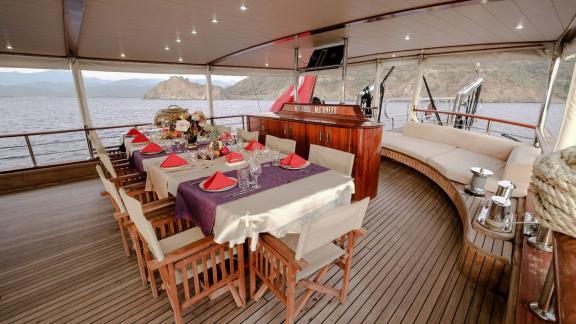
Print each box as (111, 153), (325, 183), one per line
(0, 0), (574, 72)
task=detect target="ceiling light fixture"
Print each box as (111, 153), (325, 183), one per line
(191, 29), (198, 35)
(120, 53), (126, 58)
(265, 62), (269, 67)
(178, 58), (183, 62)
(404, 34), (411, 41)
(164, 46), (170, 51)
(392, 53), (396, 58)
(176, 38), (181, 43)
(515, 23), (523, 30)
(212, 17), (219, 23)
(240, 4), (248, 11)
(6, 44), (13, 50)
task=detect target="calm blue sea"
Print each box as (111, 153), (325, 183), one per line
(0, 98), (565, 171)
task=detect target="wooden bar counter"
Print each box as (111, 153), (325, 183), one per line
(247, 103), (383, 200)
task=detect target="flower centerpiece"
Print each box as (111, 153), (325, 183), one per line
(187, 111), (207, 144)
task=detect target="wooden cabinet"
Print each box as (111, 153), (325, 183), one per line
(246, 103), (382, 200)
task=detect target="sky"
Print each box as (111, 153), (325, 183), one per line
(0, 67), (247, 82)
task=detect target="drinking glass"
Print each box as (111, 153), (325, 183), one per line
(271, 150), (280, 166)
(237, 137), (244, 151)
(207, 147), (215, 160)
(250, 162), (262, 189)
(164, 140), (173, 153)
(237, 167), (250, 190)
(199, 148), (207, 160)
(188, 150), (197, 168)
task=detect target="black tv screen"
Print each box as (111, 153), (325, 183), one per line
(307, 45), (344, 69)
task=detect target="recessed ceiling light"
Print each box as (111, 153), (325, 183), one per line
(515, 23), (523, 30)
(404, 34), (411, 41)
(392, 53), (396, 58)
(6, 44), (13, 50)
(298, 54), (302, 58)
(176, 38), (181, 43)
(120, 53), (126, 58)
(212, 17), (219, 23)
(164, 46), (170, 51)
(240, 4), (248, 11)
(265, 62), (269, 67)
(191, 29), (198, 35)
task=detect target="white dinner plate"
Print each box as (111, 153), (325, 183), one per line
(199, 177), (238, 192)
(279, 161), (310, 170)
(141, 150), (164, 155)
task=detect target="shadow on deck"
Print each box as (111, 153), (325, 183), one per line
(0, 158), (506, 323)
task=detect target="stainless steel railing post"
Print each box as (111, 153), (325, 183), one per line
(529, 262), (556, 322)
(24, 135), (38, 167)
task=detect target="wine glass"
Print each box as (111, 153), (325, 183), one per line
(188, 150), (197, 168)
(237, 136), (244, 151)
(262, 146), (271, 167)
(207, 146), (215, 160)
(250, 162), (262, 189)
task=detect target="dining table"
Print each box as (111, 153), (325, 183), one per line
(127, 138), (355, 250)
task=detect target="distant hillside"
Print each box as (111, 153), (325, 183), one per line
(144, 76), (223, 100)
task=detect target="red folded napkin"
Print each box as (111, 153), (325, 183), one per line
(160, 153), (187, 168)
(203, 171), (237, 190)
(280, 153), (307, 168)
(226, 152), (244, 163)
(127, 128), (141, 136)
(141, 142), (163, 154)
(219, 132), (233, 141)
(244, 140), (264, 151)
(131, 134), (149, 144)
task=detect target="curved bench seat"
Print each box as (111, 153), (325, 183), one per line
(381, 147), (523, 292)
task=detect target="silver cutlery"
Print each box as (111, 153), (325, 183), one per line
(222, 188), (257, 198)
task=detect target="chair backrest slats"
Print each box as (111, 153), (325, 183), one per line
(119, 188), (165, 260)
(88, 131), (107, 156)
(295, 198), (369, 260)
(98, 153), (118, 179)
(308, 144), (355, 176)
(266, 134), (296, 155)
(237, 129), (259, 142)
(96, 165), (126, 213)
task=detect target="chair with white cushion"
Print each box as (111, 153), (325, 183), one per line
(88, 130), (126, 161)
(249, 198), (369, 324)
(308, 144), (355, 176)
(237, 129), (259, 142)
(215, 125), (232, 134)
(119, 189), (246, 323)
(266, 134), (296, 155)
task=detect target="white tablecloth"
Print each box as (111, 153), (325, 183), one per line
(143, 152), (355, 249)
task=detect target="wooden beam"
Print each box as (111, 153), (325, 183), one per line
(62, 0), (86, 58)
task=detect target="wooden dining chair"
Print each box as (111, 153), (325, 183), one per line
(215, 125), (232, 134)
(266, 134), (296, 155)
(308, 144), (355, 176)
(237, 129), (259, 142)
(119, 188), (246, 323)
(88, 130), (126, 161)
(98, 152), (138, 180)
(249, 198), (369, 324)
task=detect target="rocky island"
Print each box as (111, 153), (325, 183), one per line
(144, 76), (223, 100)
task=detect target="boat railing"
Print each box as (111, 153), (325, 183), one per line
(413, 108), (537, 143)
(380, 97), (453, 130)
(0, 115), (246, 173)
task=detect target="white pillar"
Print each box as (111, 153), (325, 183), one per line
(555, 59), (576, 150)
(409, 55), (424, 121)
(340, 38), (349, 104)
(294, 48), (300, 103)
(70, 59), (93, 128)
(205, 65), (214, 120)
(538, 55), (561, 133)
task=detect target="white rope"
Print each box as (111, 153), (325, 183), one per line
(530, 145), (576, 237)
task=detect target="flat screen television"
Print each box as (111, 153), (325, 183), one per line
(306, 45), (344, 69)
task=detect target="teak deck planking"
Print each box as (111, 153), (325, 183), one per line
(0, 159), (507, 323)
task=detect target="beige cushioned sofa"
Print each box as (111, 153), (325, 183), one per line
(381, 121), (540, 197)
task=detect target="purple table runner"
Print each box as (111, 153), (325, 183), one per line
(174, 163), (329, 235)
(131, 140), (211, 172)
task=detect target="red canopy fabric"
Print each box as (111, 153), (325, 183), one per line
(270, 75), (317, 113)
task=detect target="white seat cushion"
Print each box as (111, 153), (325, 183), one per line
(382, 132), (456, 162)
(427, 148), (506, 191)
(502, 145), (541, 197)
(158, 227), (205, 255)
(280, 234), (345, 281)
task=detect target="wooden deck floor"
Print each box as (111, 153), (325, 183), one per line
(0, 158), (507, 323)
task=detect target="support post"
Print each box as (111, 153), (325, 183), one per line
(373, 59), (383, 121)
(536, 46), (562, 144)
(555, 58), (576, 150)
(70, 59), (93, 129)
(205, 65), (214, 123)
(340, 38), (349, 104)
(294, 48), (300, 103)
(409, 55), (424, 122)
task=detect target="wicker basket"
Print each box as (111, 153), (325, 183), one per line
(530, 145), (576, 238)
(154, 105), (189, 126)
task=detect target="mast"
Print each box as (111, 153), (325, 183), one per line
(205, 65), (215, 122)
(555, 58), (576, 150)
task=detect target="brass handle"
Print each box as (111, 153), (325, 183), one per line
(326, 131), (330, 143)
(283, 126), (287, 136)
(319, 130), (323, 142)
